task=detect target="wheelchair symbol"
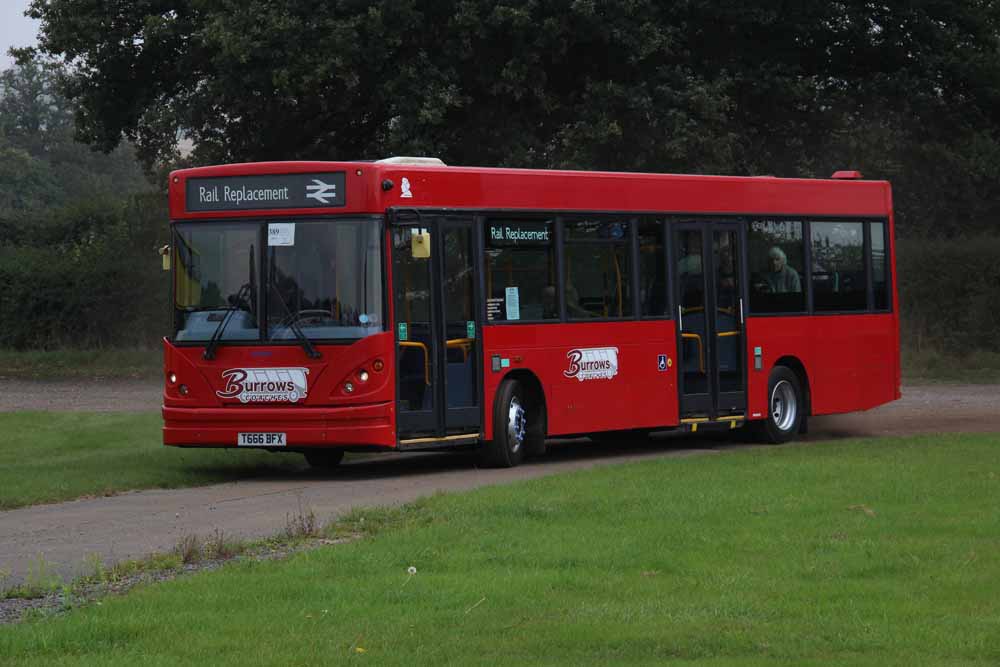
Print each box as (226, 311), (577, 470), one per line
(657, 354), (668, 372)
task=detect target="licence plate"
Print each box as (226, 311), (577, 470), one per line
(237, 432), (287, 447)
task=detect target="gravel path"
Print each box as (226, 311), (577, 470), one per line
(0, 381), (998, 599)
(0, 379), (162, 412)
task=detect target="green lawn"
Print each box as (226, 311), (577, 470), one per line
(0, 412), (307, 510)
(901, 345), (1000, 384)
(2, 433), (998, 665)
(0, 349), (162, 380)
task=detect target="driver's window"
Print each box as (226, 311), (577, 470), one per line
(747, 219), (805, 313)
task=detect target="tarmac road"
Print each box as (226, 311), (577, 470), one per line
(0, 381), (997, 589)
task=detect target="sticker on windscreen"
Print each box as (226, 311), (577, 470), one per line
(268, 223), (295, 246)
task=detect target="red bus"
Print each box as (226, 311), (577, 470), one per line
(163, 158), (899, 467)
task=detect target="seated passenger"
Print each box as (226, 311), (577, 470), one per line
(765, 247), (801, 293)
(541, 283), (593, 318)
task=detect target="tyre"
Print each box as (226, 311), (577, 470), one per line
(303, 449), (345, 469)
(756, 365), (803, 444)
(480, 378), (528, 467)
(524, 393), (547, 459)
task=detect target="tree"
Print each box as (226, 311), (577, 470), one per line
(24, 0), (1000, 236)
(0, 55), (72, 150)
(0, 53), (148, 219)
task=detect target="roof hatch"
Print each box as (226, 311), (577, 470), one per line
(376, 156), (447, 166)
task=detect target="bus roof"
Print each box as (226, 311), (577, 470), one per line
(168, 160), (892, 221)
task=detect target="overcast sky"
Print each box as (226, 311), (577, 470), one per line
(1, 0), (40, 71)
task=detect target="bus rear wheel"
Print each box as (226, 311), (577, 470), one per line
(303, 449), (345, 470)
(756, 365), (803, 444)
(481, 378), (531, 468)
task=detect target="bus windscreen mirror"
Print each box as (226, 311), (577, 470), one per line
(159, 245), (171, 271)
(411, 230), (431, 258)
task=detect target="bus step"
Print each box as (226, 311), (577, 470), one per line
(679, 415), (745, 433)
(398, 433), (481, 450)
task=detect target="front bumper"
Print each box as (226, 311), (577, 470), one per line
(162, 401), (396, 449)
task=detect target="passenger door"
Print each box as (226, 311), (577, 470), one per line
(391, 215), (482, 441)
(673, 222), (746, 418)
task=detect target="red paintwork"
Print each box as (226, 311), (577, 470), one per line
(166, 160), (900, 451)
(169, 161), (891, 220)
(744, 315), (898, 420)
(162, 333), (396, 449)
(481, 322), (678, 438)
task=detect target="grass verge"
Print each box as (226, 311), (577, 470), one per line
(0, 412), (308, 510)
(0, 349), (162, 380)
(2, 433), (998, 665)
(901, 344), (1000, 384)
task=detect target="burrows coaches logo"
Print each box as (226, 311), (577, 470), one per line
(216, 368), (309, 403)
(563, 347), (619, 382)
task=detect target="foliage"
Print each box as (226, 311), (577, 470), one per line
(0, 56), (147, 215)
(0, 194), (170, 349)
(7, 5), (1000, 353)
(0, 55), (163, 350)
(20, 0), (1000, 240)
(896, 235), (1000, 352)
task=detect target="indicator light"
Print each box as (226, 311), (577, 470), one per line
(372, 359), (384, 372)
(358, 370), (369, 383)
(179, 384), (189, 396)
(344, 382), (355, 394)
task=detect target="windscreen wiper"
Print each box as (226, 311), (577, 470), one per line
(202, 283), (252, 360)
(268, 285), (322, 359)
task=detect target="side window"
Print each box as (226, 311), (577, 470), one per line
(638, 220), (668, 317)
(871, 222), (890, 310)
(811, 221), (866, 311)
(485, 219), (556, 321)
(563, 218), (633, 319)
(747, 219), (805, 313)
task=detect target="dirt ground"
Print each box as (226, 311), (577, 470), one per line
(2, 378), (998, 435)
(0, 380), (998, 598)
(0, 379), (162, 412)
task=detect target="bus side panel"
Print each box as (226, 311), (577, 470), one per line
(744, 317), (816, 421)
(481, 321), (679, 438)
(745, 314), (896, 420)
(853, 314), (898, 411)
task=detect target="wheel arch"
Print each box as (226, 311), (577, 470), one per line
(499, 369), (548, 436)
(773, 355), (811, 417)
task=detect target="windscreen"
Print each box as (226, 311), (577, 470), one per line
(172, 219), (383, 342)
(266, 221), (383, 341)
(174, 223), (259, 341)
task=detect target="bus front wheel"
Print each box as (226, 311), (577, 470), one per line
(756, 366), (803, 444)
(304, 449), (345, 470)
(481, 378), (528, 468)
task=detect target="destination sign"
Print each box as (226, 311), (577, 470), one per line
(185, 172), (347, 212)
(487, 221), (552, 246)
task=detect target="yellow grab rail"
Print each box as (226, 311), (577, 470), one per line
(681, 333), (704, 374)
(399, 341), (430, 385)
(446, 337), (474, 362)
(400, 338), (476, 385)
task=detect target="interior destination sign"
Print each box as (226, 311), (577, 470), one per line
(186, 172), (347, 212)
(488, 221), (552, 246)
